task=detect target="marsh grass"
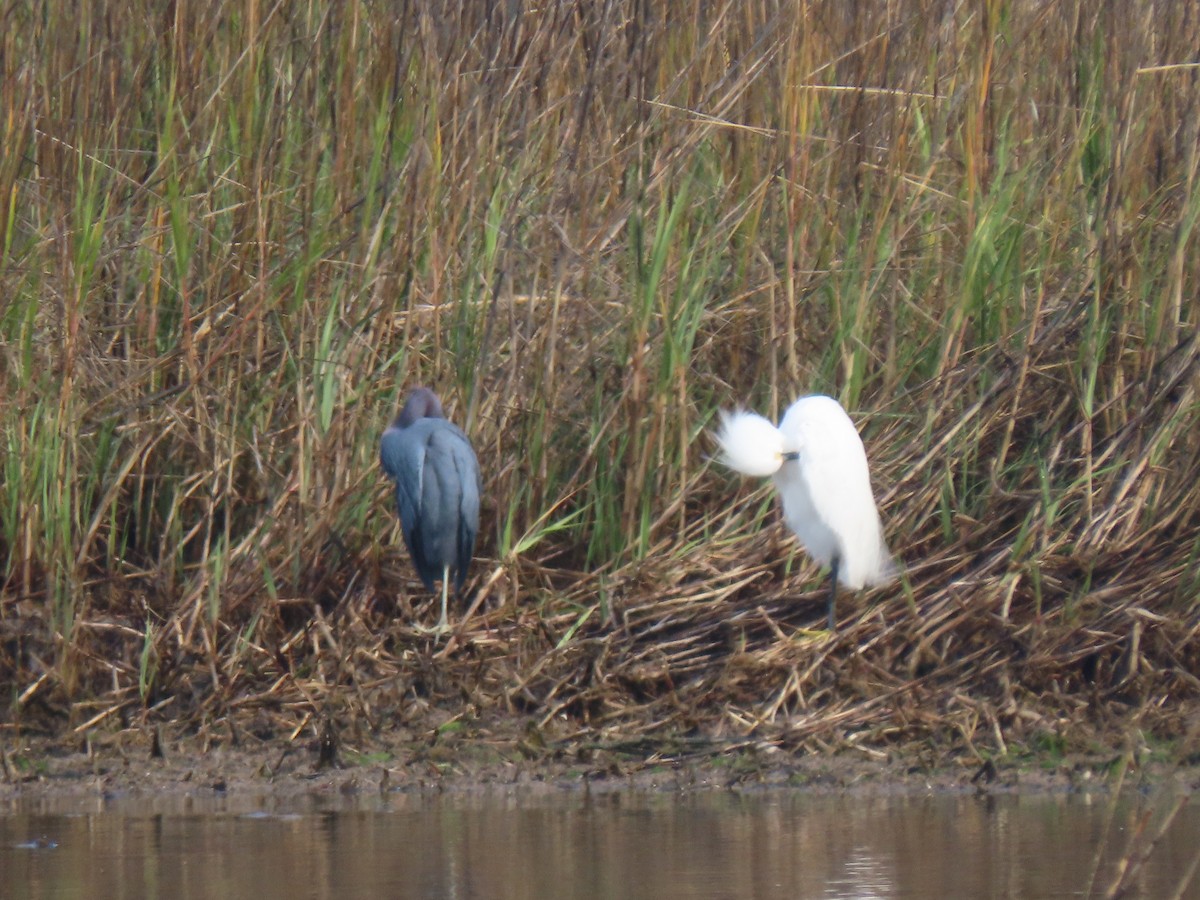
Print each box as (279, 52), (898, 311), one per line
(1, 1), (1198, 766)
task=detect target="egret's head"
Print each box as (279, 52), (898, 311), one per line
(715, 410), (787, 477)
(779, 431), (802, 461)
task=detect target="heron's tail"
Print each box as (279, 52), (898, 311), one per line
(714, 410), (786, 478)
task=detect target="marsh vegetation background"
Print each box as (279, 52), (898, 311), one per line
(2, 1), (1198, 770)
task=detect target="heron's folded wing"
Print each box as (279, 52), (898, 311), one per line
(450, 433), (481, 589)
(380, 426), (425, 549)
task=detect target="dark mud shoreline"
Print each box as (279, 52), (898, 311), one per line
(5, 716), (1197, 807)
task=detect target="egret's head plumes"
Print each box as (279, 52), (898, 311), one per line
(714, 411), (786, 477)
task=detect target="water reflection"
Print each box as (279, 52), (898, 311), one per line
(2, 789), (1195, 898)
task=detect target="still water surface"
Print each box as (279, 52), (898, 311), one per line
(2, 788), (1196, 898)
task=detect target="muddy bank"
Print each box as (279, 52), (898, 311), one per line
(4, 713), (1198, 807)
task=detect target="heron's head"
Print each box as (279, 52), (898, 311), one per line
(395, 387), (445, 428)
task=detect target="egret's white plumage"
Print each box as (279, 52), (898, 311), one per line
(716, 395), (895, 627)
(715, 410), (785, 476)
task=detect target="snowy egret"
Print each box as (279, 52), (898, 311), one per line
(715, 395), (895, 629)
(380, 387), (481, 634)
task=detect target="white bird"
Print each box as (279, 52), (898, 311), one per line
(715, 395), (896, 629)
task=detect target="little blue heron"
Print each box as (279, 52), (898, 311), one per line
(380, 387), (481, 634)
(715, 395), (896, 630)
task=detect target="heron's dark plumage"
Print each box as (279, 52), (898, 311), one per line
(380, 388), (480, 595)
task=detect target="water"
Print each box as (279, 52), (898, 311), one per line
(2, 789), (1196, 899)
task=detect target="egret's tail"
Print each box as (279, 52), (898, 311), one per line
(859, 543), (899, 589)
(714, 410), (785, 477)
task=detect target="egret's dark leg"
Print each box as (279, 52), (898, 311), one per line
(827, 555), (840, 630)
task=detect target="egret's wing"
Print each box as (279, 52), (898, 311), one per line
(809, 424), (893, 587)
(779, 396), (893, 588)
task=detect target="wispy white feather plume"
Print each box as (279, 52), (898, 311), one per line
(714, 411), (785, 477)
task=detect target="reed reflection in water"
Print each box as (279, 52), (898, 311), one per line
(2, 790), (1196, 898)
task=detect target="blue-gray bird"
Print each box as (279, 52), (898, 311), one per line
(380, 387), (481, 634)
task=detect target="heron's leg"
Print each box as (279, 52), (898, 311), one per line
(827, 555), (840, 630)
(412, 568), (453, 635)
